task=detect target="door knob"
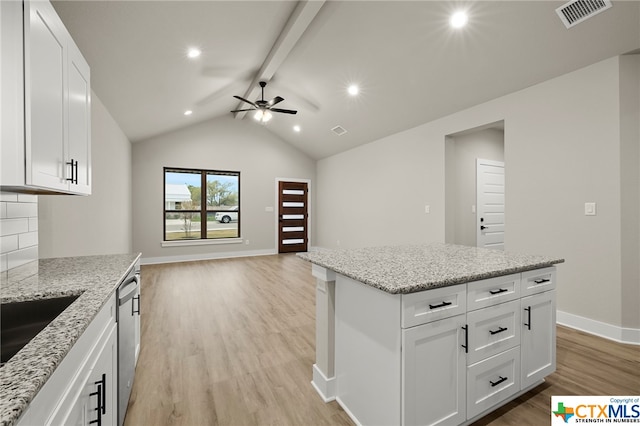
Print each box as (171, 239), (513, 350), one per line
(480, 225), (488, 230)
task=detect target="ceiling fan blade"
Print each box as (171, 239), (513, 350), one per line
(233, 95), (257, 108)
(269, 96), (285, 106)
(230, 108), (256, 113)
(270, 108), (297, 115)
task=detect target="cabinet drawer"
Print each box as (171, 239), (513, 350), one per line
(466, 300), (520, 365)
(467, 273), (520, 311)
(467, 347), (521, 420)
(402, 284), (466, 328)
(521, 267), (556, 297)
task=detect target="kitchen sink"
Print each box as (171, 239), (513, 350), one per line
(1, 295), (79, 364)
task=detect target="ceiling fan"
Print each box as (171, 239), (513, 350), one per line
(231, 81), (297, 123)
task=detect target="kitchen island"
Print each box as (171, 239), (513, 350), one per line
(0, 254), (141, 426)
(298, 243), (564, 426)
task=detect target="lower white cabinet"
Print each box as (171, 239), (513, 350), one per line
(402, 314), (467, 426)
(521, 290), (556, 389)
(331, 268), (556, 426)
(50, 324), (117, 425)
(17, 293), (117, 426)
(400, 269), (556, 426)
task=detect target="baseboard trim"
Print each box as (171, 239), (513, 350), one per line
(311, 364), (336, 402)
(557, 310), (640, 345)
(141, 248), (277, 265)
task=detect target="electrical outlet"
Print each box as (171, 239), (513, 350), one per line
(585, 202), (597, 216)
(425, 205), (430, 214)
(245, 239), (250, 245)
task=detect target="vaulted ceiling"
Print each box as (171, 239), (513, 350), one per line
(52, 1), (640, 160)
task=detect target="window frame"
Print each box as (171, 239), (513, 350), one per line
(163, 167), (241, 242)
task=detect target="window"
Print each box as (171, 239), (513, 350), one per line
(164, 167), (240, 241)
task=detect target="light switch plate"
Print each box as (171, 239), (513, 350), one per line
(425, 205), (430, 214)
(585, 202), (597, 216)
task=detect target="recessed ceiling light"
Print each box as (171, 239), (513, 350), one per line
(187, 48), (201, 59)
(184, 110), (193, 116)
(347, 85), (359, 96)
(293, 125), (301, 132)
(450, 11), (468, 28)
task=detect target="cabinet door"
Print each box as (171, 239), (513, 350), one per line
(521, 291), (556, 389)
(402, 314), (466, 426)
(67, 39), (91, 195)
(24, 0), (69, 192)
(58, 325), (117, 426)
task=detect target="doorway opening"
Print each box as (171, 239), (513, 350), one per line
(444, 121), (505, 249)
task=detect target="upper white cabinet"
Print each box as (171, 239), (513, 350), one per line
(1, 0), (91, 195)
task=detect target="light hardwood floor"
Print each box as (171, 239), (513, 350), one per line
(124, 254), (639, 426)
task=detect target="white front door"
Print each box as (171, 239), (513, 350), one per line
(476, 159), (505, 250)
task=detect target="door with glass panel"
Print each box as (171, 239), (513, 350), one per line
(278, 181), (308, 253)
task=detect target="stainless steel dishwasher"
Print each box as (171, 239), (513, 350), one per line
(117, 264), (140, 426)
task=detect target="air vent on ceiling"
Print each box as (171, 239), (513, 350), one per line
(331, 125), (348, 136)
(556, 0), (612, 29)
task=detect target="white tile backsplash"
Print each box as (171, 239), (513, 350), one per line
(6, 202), (38, 218)
(0, 192), (38, 273)
(0, 235), (19, 254)
(19, 231), (38, 249)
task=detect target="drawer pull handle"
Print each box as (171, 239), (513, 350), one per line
(461, 325), (468, 353)
(489, 326), (508, 335)
(429, 301), (452, 309)
(524, 306), (531, 330)
(490, 376), (508, 387)
(489, 288), (508, 295)
(66, 159), (78, 185)
(89, 373), (106, 425)
(533, 278), (550, 284)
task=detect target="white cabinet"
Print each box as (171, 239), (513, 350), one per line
(17, 294), (117, 426)
(402, 314), (467, 426)
(521, 289), (556, 389)
(331, 267), (557, 426)
(50, 324), (117, 426)
(1, 0), (91, 195)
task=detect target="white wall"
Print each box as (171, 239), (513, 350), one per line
(131, 115), (315, 263)
(619, 54), (640, 331)
(316, 55), (639, 335)
(445, 127), (504, 247)
(39, 92), (133, 258)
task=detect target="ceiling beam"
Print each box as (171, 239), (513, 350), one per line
(233, 0), (325, 119)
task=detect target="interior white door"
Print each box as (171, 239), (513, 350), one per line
(476, 159), (505, 250)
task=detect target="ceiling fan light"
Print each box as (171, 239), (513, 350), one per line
(254, 109), (272, 123)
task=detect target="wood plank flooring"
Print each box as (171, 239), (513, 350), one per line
(124, 254), (639, 426)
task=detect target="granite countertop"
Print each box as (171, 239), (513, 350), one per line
(0, 253), (141, 426)
(298, 243), (564, 294)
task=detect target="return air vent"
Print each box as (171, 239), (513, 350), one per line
(556, 0), (612, 29)
(331, 125), (348, 136)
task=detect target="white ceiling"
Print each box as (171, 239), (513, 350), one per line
(52, 1), (640, 160)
